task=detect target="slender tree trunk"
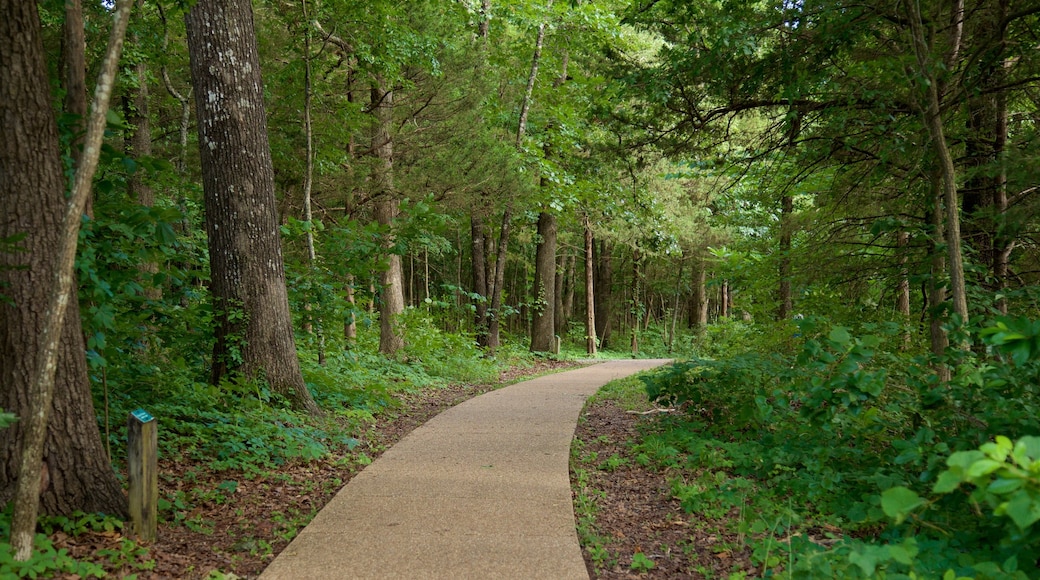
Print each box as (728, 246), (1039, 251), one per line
(690, 256), (708, 331)
(186, 0), (320, 414)
(1, 0), (132, 559)
(897, 231), (911, 317)
(584, 216), (597, 356)
(594, 239), (613, 349)
(554, 253), (566, 337)
(157, 3), (191, 175)
(897, 230), (912, 348)
(778, 194), (793, 320)
(515, 7), (549, 148)
(344, 275), (357, 345)
(530, 212), (557, 352)
(471, 214), (490, 348)
(126, 3), (161, 301)
(487, 207), (512, 353)
(62, 0), (90, 217)
(563, 254), (576, 324)
(631, 249), (641, 355)
(929, 173), (952, 382)
(908, 0), (969, 331)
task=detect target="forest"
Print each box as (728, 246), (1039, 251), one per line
(1, 0), (1039, 577)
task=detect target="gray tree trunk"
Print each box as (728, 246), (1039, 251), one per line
(370, 80), (405, 356)
(0, 0), (131, 557)
(185, 0), (320, 414)
(530, 212), (557, 352)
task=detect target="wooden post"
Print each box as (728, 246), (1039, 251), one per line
(127, 409), (157, 542)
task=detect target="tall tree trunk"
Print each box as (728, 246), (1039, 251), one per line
(584, 216), (597, 356)
(929, 173), (952, 382)
(186, 0), (320, 415)
(62, 0), (90, 217)
(560, 253), (576, 334)
(778, 194), (793, 320)
(594, 239), (613, 349)
(487, 207), (512, 353)
(908, 0), (969, 331)
(157, 3), (191, 175)
(471, 213), (490, 348)
(630, 249), (642, 355)
(127, 0), (161, 302)
(344, 275), (357, 345)
(300, 0), (324, 364)
(690, 256), (708, 331)
(0, 0), (131, 554)
(530, 212), (557, 352)
(554, 253), (566, 337)
(897, 231), (911, 317)
(515, 9), (549, 148)
(369, 80), (405, 356)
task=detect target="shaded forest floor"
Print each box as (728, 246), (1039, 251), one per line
(574, 397), (757, 579)
(47, 359), (581, 578)
(46, 359), (728, 579)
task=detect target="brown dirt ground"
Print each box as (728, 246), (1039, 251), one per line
(48, 359), (753, 579)
(47, 359), (581, 578)
(573, 397), (757, 579)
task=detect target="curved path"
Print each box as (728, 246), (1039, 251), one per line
(259, 359), (670, 580)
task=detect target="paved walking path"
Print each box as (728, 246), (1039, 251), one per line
(259, 359), (670, 580)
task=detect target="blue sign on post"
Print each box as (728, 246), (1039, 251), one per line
(128, 408), (157, 542)
(131, 409), (154, 423)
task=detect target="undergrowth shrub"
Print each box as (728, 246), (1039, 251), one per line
(639, 315), (1040, 579)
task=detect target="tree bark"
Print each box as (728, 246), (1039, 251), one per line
(594, 239), (613, 349)
(690, 256), (708, 331)
(908, 0), (969, 331)
(630, 249), (642, 356)
(369, 80), (406, 356)
(185, 0), (320, 414)
(778, 194), (793, 320)
(929, 172), (952, 383)
(1, 0), (132, 557)
(471, 213), (489, 348)
(487, 207), (512, 353)
(584, 216), (597, 356)
(62, 0), (90, 217)
(530, 212), (557, 352)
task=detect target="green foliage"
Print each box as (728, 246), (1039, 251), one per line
(636, 315), (1040, 579)
(0, 507), (136, 578)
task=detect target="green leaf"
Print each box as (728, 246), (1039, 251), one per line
(849, 550), (877, 576)
(881, 486), (924, 524)
(966, 459), (1003, 479)
(1002, 490), (1040, 530)
(933, 470), (963, 494)
(1012, 437), (1040, 469)
(828, 326), (851, 344)
(987, 477), (1023, 495)
(947, 450), (985, 471)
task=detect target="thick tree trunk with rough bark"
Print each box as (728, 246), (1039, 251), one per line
(0, 0), (127, 521)
(530, 212), (557, 352)
(369, 80), (405, 356)
(185, 0), (319, 415)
